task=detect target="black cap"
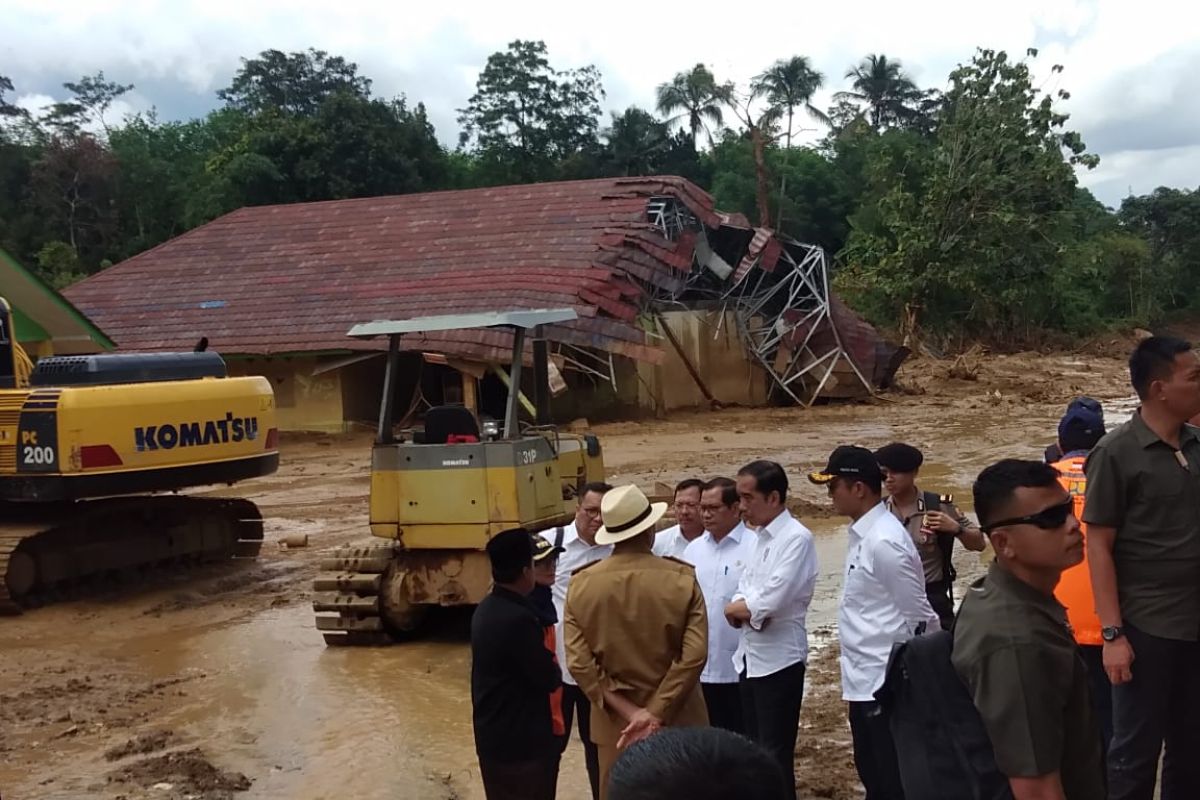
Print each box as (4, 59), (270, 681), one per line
(808, 445), (883, 485)
(486, 528), (534, 572)
(531, 533), (564, 562)
(874, 442), (924, 473)
(1067, 396), (1104, 423)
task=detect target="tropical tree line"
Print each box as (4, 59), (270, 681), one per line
(1, 43), (1197, 343)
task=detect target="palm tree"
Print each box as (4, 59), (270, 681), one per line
(836, 54), (920, 129)
(603, 107), (669, 176)
(751, 56), (826, 151)
(655, 64), (732, 150)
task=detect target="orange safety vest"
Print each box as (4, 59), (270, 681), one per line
(1052, 456), (1102, 646)
(543, 624), (565, 736)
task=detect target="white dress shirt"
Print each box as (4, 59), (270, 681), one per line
(684, 523), (757, 684)
(652, 524), (700, 559)
(838, 502), (941, 702)
(731, 508), (818, 679)
(552, 520), (612, 686)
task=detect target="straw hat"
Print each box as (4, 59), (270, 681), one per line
(595, 484), (668, 545)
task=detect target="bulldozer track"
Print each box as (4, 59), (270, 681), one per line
(312, 542), (398, 646)
(0, 495), (264, 614)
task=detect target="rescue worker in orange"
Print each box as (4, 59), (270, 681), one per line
(564, 484), (709, 800)
(1050, 402), (1112, 754)
(530, 533), (568, 775)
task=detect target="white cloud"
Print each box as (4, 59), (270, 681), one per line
(3, 0), (1198, 205)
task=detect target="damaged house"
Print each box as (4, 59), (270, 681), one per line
(64, 176), (905, 432)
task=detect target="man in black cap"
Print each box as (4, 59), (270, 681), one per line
(874, 442), (985, 630)
(472, 528), (563, 800)
(811, 446), (939, 799)
(1044, 397), (1105, 463)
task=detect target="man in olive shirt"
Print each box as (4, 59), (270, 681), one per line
(953, 459), (1104, 800)
(1083, 336), (1200, 800)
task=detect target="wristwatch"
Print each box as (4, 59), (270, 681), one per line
(1101, 625), (1124, 642)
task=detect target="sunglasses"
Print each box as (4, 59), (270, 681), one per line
(982, 499), (1075, 534)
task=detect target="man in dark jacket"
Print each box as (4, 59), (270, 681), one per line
(472, 528), (563, 800)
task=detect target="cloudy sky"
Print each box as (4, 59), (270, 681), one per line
(3, 0), (1197, 206)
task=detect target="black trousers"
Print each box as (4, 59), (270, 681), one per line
(925, 580), (955, 632)
(1108, 624), (1200, 800)
(560, 683), (600, 800)
(479, 756), (558, 800)
(702, 682), (745, 735)
(740, 660), (806, 800)
(1079, 644), (1113, 756)
(848, 700), (906, 800)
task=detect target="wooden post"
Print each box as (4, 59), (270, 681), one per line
(462, 370), (478, 415)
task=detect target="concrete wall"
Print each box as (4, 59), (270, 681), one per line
(636, 310), (768, 413)
(228, 356), (347, 433)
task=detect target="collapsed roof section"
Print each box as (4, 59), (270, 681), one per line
(64, 175), (901, 402)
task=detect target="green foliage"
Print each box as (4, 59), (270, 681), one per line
(656, 64), (733, 150)
(708, 136), (852, 253)
(839, 49), (1103, 341)
(218, 49), (371, 116)
(457, 40), (604, 184)
(35, 240), (86, 289)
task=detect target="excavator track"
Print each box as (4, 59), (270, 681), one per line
(312, 542), (405, 646)
(0, 495), (264, 614)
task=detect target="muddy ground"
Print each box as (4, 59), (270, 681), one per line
(0, 345), (1135, 800)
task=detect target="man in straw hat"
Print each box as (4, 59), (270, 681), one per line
(564, 484), (710, 800)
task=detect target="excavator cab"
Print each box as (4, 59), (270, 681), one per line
(313, 308), (606, 645)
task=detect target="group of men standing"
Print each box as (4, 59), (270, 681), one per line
(471, 334), (1200, 800)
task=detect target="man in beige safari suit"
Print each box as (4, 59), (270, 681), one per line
(564, 484), (709, 799)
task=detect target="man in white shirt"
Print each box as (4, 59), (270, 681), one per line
(683, 477), (757, 734)
(551, 481), (613, 800)
(653, 478), (705, 558)
(810, 446), (939, 800)
(723, 460), (817, 800)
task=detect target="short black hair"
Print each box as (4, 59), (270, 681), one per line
(1130, 336), (1192, 400)
(579, 481), (613, 500)
(702, 477), (738, 507)
(608, 726), (785, 800)
(874, 442), (923, 473)
(973, 460), (1061, 531)
(737, 460), (788, 503)
(486, 527), (534, 583)
(674, 478), (705, 496)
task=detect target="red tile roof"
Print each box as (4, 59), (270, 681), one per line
(65, 176), (725, 363)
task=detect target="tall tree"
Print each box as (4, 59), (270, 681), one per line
(603, 107), (669, 176)
(725, 91), (783, 228)
(218, 49), (372, 116)
(30, 133), (118, 260)
(655, 64), (732, 150)
(0, 75), (25, 123)
(836, 54), (921, 130)
(457, 40), (604, 183)
(40, 72), (133, 138)
(751, 56), (826, 151)
(840, 49), (1098, 340)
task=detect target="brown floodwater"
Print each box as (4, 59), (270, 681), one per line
(0, 355), (1137, 800)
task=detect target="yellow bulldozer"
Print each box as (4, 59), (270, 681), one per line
(313, 308), (606, 645)
(0, 296), (279, 612)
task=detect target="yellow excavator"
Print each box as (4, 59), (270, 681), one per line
(313, 308), (606, 645)
(0, 296), (279, 613)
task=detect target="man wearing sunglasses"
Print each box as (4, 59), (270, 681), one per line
(1082, 336), (1200, 800)
(953, 460), (1105, 800)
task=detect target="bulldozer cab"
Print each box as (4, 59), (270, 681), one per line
(347, 309), (604, 550)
